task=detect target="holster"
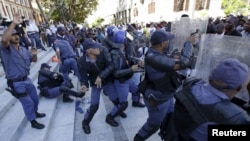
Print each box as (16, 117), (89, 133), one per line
(6, 80), (27, 99)
(146, 94), (163, 107)
(5, 87), (27, 99)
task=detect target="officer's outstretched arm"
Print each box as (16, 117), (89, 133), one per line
(55, 48), (61, 64)
(145, 52), (177, 72)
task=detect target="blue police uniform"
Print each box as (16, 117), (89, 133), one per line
(102, 26), (116, 52)
(37, 63), (81, 100)
(134, 30), (193, 141)
(66, 33), (80, 58)
(55, 32), (81, 87)
(107, 30), (145, 127)
(168, 58), (250, 141)
(0, 40), (45, 129)
(77, 39), (116, 134)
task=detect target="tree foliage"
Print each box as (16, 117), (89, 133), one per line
(91, 17), (105, 27)
(38, 0), (98, 22)
(222, 0), (250, 16)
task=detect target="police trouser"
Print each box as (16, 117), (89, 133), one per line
(41, 85), (79, 98)
(110, 78), (139, 117)
(7, 78), (39, 121)
(40, 86), (61, 98)
(61, 57), (81, 86)
(137, 97), (174, 140)
(84, 82), (116, 123)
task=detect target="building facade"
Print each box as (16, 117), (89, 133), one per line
(0, 0), (33, 20)
(88, 0), (224, 25)
(0, 0), (45, 25)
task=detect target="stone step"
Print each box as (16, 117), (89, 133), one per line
(0, 49), (56, 120)
(18, 73), (79, 141)
(73, 90), (161, 141)
(46, 75), (79, 141)
(0, 61), (58, 141)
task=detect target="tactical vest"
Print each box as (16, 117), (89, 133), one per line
(172, 78), (250, 140)
(162, 78), (250, 141)
(147, 71), (183, 95)
(38, 71), (64, 89)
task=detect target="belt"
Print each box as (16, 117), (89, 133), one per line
(8, 76), (28, 82)
(27, 32), (37, 35)
(62, 56), (74, 60)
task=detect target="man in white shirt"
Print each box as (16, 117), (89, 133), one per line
(25, 19), (46, 51)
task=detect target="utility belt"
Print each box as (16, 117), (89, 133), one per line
(117, 74), (133, 83)
(6, 76), (28, 98)
(7, 76), (28, 83)
(61, 56), (75, 62)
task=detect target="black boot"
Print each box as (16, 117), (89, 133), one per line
(81, 105), (98, 134)
(31, 120), (45, 129)
(120, 112), (127, 118)
(112, 99), (127, 118)
(63, 94), (74, 102)
(65, 81), (74, 88)
(132, 102), (145, 108)
(36, 112), (46, 118)
(134, 134), (145, 141)
(106, 114), (119, 127)
(82, 120), (91, 134)
(60, 86), (82, 97)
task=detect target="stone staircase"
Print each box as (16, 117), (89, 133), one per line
(0, 47), (71, 141)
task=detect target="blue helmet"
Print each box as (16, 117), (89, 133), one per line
(113, 30), (126, 44)
(107, 26), (117, 36)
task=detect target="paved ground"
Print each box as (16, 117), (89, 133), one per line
(73, 81), (162, 141)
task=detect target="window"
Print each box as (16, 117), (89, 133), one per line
(13, 8), (16, 13)
(5, 6), (12, 19)
(174, 0), (185, 12)
(195, 0), (210, 10)
(148, 1), (155, 14)
(133, 3), (138, 17)
(24, 0), (29, 6)
(178, 0), (184, 11)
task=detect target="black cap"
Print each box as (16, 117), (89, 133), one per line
(41, 63), (51, 69)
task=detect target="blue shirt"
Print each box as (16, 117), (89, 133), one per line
(0, 44), (32, 79)
(190, 80), (229, 141)
(55, 39), (76, 59)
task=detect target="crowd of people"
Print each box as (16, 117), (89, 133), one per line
(0, 12), (250, 141)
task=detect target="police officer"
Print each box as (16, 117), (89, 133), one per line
(165, 58), (250, 141)
(106, 29), (145, 127)
(77, 38), (118, 133)
(134, 30), (195, 141)
(37, 63), (83, 102)
(55, 26), (81, 101)
(102, 25), (117, 51)
(0, 13), (45, 129)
